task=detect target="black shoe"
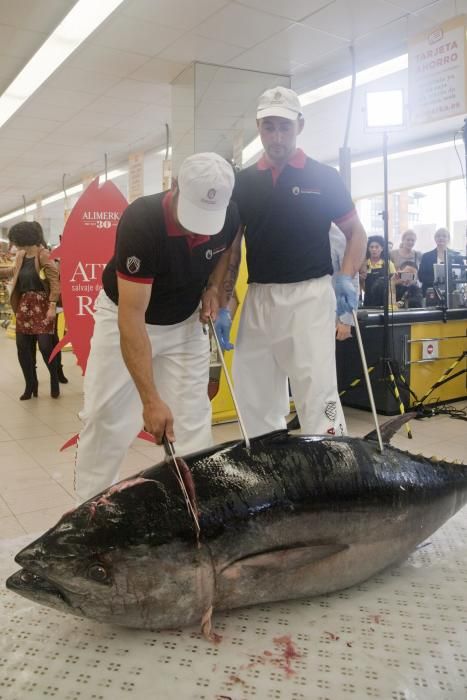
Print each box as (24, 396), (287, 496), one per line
(20, 388), (36, 401)
(50, 378), (60, 399)
(57, 366), (68, 384)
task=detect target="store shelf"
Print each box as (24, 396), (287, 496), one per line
(1, 507), (466, 700)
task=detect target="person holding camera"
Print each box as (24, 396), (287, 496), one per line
(395, 261), (423, 308)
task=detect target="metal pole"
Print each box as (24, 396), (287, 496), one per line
(382, 131), (390, 362)
(463, 120), (467, 245)
(208, 317), (250, 449)
(352, 310), (384, 452)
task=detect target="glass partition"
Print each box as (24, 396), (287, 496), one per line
(171, 62), (290, 174)
(449, 178), (466, 253)
(356, 183), (448, 251)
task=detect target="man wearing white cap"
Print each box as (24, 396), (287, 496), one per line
(75, 152), (239, 503)
(216, 86), (367, 438)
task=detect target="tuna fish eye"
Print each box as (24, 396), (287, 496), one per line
(20, 571), (39, 584)
(87, 564), (109, 583)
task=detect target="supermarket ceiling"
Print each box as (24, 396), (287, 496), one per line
(0, 0), (466, 217)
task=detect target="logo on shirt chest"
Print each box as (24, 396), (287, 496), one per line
(205, 245), (226, 260)
(126, 256), (141, 274)
(291, 186), (321, 196)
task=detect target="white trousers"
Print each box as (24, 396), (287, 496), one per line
(232, 276), (347, 438)
(75, 291), (212, 503)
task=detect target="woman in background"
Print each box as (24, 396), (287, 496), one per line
(418, 228), (464, 296)
(360, 235), (396, 307)
(0, 222), (61, 399)
(391, 229), (422, 269)
(31, 221), (68, 384)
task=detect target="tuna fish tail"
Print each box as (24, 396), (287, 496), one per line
(364, 412), (417, 444)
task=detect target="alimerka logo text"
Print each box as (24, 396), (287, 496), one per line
(82, 210), (121, 228)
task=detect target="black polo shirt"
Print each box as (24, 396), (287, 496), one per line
(232, 149), (356, 284)
(102, 191), (240, 325)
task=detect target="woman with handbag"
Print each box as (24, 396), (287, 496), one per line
(1, 221), (61, 399)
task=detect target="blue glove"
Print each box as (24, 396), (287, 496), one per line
(214, 308), (234, 351)
(335, 274), (358, 317)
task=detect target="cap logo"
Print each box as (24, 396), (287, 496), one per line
(207, 188), (216, 200)
(274, 91), (282, 100)
(292, 186), (300, 196)
(126, 256), (141, 274)
(205, 249), (213, 260)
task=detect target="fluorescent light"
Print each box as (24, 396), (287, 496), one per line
(99, 168), (127, 183)
(42, 184), (83, 207)
(300, 55), (408, 108)
(0, 203), (36, 224)
(0, 168), (128, 224)
(0, 0), (125, 130)
(351, 141), (453, 168)
(241, 136), (261, 165)
(242, 53), (409, 164)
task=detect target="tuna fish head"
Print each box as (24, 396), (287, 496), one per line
(6, 473), (214, 630)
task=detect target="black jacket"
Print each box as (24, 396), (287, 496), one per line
(418, 248), (464, 295)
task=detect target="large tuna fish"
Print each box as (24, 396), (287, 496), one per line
(6, 416), (467, 635)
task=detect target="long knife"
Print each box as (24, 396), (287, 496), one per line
(351, 309), (384, 453)
(208, 316), (250, 449)
(163, 435), (200, 538)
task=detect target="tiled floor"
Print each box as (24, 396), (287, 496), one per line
(0, 328), (466, 700)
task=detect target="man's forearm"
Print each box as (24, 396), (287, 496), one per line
(218, 232), (242, 308)
(118, 310), (159, 407)
(206, 248), (230, 295)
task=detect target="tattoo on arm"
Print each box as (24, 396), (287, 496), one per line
(222, 249), (241, 304)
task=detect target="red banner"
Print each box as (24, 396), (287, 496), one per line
(51, 177), (156, 452)
(51, 177), (128, 373)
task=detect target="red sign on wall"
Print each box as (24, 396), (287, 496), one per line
(52, 178), (156, 452)
(51, 177), (128, 373)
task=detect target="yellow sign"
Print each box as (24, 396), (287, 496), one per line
(408, 15), (466, 124)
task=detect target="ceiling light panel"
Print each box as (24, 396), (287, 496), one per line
(0, 0), (125, 130)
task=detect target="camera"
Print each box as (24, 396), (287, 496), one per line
(400, 271), (416, 282)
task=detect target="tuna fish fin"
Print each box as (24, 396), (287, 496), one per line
(364, 412), (417, 444)
(222, 543), (347, 578)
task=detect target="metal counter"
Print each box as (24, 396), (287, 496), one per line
(337, 308), (467, 414)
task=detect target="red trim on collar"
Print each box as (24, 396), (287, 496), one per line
(162, 191), (210, 249)
(257, 148), (307, 171)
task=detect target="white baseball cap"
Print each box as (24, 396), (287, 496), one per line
(177, 152), (235, 235)
(257, 86), (302, 121)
